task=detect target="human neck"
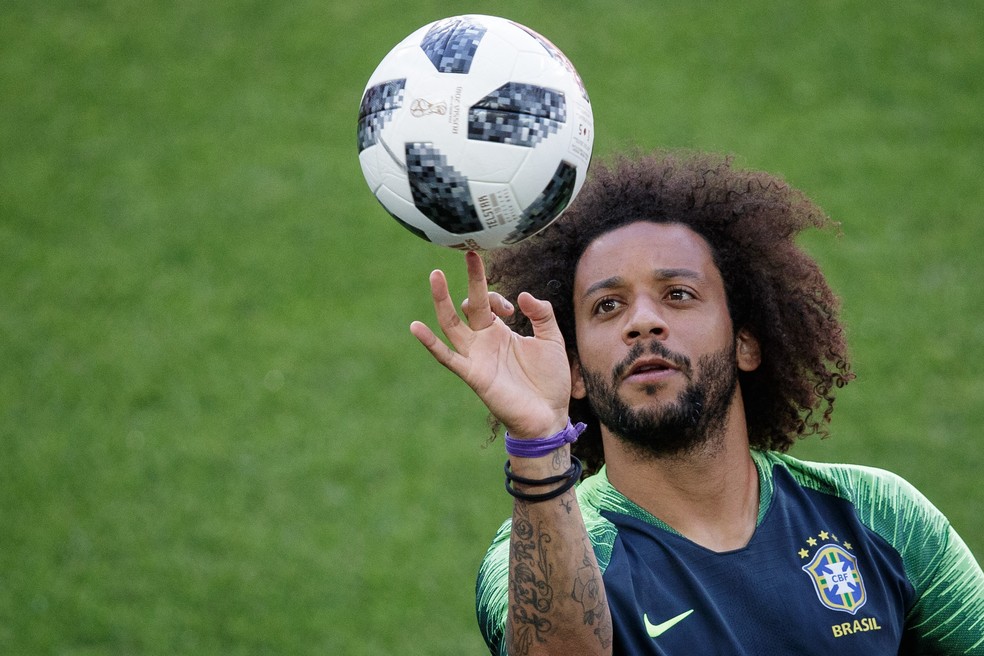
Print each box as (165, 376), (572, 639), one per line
(601, 411), (760, 553)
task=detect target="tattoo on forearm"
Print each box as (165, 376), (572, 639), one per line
(573, 546), (613, 648)
(508, 476), (612, 653)
(509, 502), (555, 653)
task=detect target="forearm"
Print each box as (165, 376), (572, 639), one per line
(506, 447), (613, 655)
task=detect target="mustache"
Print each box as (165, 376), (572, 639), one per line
(611, 341), (691, 382)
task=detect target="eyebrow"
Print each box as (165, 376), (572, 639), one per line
(580, 268), (704, 301)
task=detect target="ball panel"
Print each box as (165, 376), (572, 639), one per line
(357, 79), (407, 152)
(467, 83), (566, 148)
(419, 16), (487, 74)
(475, 82), (566, 122)
(503, 160), (577, 245)
(405, 142), (482, 234)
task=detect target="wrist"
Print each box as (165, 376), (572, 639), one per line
(503, 416), (570, 441)
(505, 456), (583, 503)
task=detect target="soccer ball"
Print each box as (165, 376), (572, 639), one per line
(357, 15), (594, 250)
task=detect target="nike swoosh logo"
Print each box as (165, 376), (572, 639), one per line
(644, 609), (694, 638)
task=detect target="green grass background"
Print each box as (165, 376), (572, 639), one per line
(2, 0), (981, 653)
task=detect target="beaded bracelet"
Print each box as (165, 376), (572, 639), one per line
(504, 456), (582, 503)
(504, 419), (587, 459)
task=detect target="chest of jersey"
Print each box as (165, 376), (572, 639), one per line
(600, 468), (914, 655)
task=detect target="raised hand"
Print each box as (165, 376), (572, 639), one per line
(410, 251), (572, 439)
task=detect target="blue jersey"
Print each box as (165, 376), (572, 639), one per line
(476, 450), (984, 654)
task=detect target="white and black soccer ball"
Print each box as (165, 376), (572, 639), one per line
(357, 14), (594, 250)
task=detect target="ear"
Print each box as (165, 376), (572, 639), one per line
(736, 328), (761, 372)
(570, 355), (587, 399)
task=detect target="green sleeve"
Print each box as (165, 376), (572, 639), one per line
(902, 523), (984, 654)
(475, 519), (511, 656)
(837, 465), (984, 653)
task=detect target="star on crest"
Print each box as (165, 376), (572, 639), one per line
(797, 528), (856, 563)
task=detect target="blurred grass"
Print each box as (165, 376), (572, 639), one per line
(1, 0), (981, 653)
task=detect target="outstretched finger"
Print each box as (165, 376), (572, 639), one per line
(464, 251), (496, 330)
(427, 269), (470, 345)
(409, 320), (461, 372)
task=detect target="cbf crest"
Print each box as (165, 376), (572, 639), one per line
(800, 541), (867, 614)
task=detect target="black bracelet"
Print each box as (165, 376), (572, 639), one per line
(504, 459), (572, 486)
(504, 456), (582, 503)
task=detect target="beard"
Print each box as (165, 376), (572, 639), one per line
(578, 340), (739, 459)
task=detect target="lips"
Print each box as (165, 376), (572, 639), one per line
(623, 356), (679, 382)
(610, 342), (690, 385)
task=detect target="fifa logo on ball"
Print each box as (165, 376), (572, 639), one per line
(410, 98), (448, 117)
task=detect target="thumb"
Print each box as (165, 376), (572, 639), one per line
(517, 292), (565, 344)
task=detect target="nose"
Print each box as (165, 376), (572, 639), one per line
(623, 297), (668, 344)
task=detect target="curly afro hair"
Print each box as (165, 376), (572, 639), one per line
(486, 150), (854, 475)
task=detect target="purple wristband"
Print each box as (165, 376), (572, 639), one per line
(504, 420), (587, 459)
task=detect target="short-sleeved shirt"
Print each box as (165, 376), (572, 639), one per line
(476, 450), (984, 654)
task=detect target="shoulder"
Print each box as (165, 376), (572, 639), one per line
(760, 450), (952, 559)
(758, 449), (941, 524)
(758, 450), (981, 592)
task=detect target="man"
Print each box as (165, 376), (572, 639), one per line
(410, 151), (984, 655)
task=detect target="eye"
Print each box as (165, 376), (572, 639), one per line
(593, 297), (622, 315)
(667, 287), (696, 302)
